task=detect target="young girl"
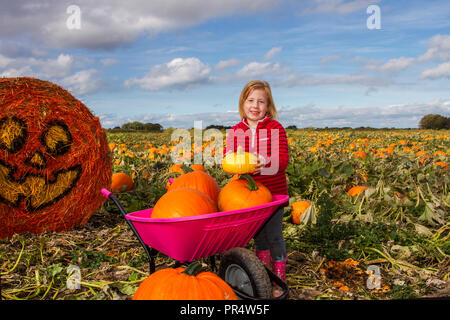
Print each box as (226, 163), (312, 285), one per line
(224, 80), (289, 284)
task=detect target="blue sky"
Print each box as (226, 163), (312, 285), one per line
(1, 0), (449, 128)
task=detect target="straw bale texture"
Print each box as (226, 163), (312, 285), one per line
(0, 77), (112, 238)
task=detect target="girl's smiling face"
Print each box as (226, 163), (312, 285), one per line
(243, 89), (268, 127)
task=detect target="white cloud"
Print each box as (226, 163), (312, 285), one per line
(301, 0), (381, 15)
(236, 61), (288, 78)
(278, 99), (450, 128)
(362, 34), (450, 74)
(0, 0), (282, 50)
(418, 34), (450, 62)
(263, 47), (282, 60)
(0, 53), (73, 78)
(124, 57), (212, 91)
(99, 111), (243, 129)
(215, 59), (241, 70)
(0, 54), (13, 68)
(278, 73), (391, 87)
(420, 62), (450, 80)
(380, 57), (416, 73)
(99, 99), (450, 129)
(0, 53), (102, 96)
(320, 55), (341, 64)
(38, 54), (74, 78)
(59, 69), (103, 95)
(100, 58), (119, 66)
(0, 66), (34, 78)
(2, 53), (74, 78)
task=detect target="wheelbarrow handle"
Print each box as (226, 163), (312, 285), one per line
(100, 188), (156, 274)
(101, 188), (113, 199)
(101, 188), (128, 218)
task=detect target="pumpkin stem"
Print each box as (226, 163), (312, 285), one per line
(240, 174), (259, 191)
(181, 261), (204, 276)
(180, 164), (193, 173)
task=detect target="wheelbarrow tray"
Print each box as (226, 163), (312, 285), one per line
(125, 194), (289, 263)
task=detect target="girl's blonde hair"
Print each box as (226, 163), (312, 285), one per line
(238, 80), (278, 120)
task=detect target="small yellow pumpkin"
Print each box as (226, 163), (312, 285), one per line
(222, 146), (258, 175)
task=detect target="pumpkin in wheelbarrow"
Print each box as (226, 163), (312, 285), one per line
(151, 188), (218, 219)
(169, 163), (205, 174)
(222, 146), (258, 175)
(166, 166), (220, 204)
(133, 261), (237, 300)
(218, 174), (272, 212)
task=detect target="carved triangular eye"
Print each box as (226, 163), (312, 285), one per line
(41, 120), (72, 156)
(25, 151), (47, 169)
(0, 117), (27, 153)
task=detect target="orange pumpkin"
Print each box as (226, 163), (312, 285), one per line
(169, 163), (205, 174)
(218, 174), (272, 212)
(230, 174), (240, 182)
(151, 188), (217, 219)
(347, 186), (368, 197)
(110, 172), (133, 192)
(133, 261), (237, 300)
(291, 201), (311, 225)
(167, 167), (220, 204)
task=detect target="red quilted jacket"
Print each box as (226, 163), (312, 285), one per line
(224, 116), (289, 195)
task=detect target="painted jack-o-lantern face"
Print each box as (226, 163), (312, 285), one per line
(0, 117), (82, 211)
(0, 77), (112, 239)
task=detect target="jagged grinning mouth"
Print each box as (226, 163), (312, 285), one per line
(0, 160), (82, 211)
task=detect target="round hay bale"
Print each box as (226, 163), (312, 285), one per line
(0, 77), (112, 238)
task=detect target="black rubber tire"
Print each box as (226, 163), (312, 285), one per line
(218, 247), (272, 299)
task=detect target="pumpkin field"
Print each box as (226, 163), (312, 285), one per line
(1, 128), (449, 300)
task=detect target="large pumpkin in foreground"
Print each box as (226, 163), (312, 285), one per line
(0, 77), (112, 238)
(133, 261), (237, 300)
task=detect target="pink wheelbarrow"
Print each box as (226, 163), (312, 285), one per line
(101, 188), (290, 300)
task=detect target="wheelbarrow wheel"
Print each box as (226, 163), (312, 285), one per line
(218, 247), (272, 299)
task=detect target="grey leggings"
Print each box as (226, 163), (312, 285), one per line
(253, 206), (286, 261)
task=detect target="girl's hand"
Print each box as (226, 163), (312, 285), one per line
(253, 161), (264, 175)
(252, 154), (266, 175)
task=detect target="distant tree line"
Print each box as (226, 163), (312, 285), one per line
(107, 121), (163, 132)
(205, 124), (232, 130)
(419, 114), (450, 130)
(106, 114), (449, 132)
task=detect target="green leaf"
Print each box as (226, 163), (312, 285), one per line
(128, 272), (141, 282)
(300, 203), (317, 226)
(418, 202), (445, 226)
(117, 283), (138, 296)
(48, 263), (63, 277)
